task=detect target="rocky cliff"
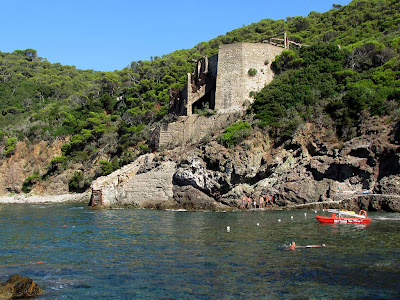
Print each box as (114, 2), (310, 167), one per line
(0, 139), (68, 195)
(89, 116), (400, 212)
(0, 137), (110, 198)
(1, 113), (398, 212)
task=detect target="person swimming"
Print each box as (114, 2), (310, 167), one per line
(285, 242), (296, 250)
(285, 242), (326, 250)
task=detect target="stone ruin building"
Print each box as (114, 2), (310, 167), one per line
(153, 42), (284, 150)
(89, 40), (300, 208)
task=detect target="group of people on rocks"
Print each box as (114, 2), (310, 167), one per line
(240, 194), (274, 209)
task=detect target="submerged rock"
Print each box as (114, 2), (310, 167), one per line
(0, 274), (42, 299)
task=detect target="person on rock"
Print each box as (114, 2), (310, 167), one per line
(241, 196), (246, 209)
(260, 196), (265, 208)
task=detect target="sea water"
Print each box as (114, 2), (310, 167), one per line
(0, 204), (399, 299)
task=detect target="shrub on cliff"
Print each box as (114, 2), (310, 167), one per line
(3, 137), (18, 157)
(248, 68), (258, 77)
(68, 171), (91, 192)
(22, 173), (40, 193)
(218, 121), (251, 147)
(44, 155), (68, 178)
(99, 158), (120, 176)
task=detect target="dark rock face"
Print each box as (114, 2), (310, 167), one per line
(0, 274), (42, 299)
(362, 195), (400, 212)
(376, 176), (400, 194)
(171, 185), (230, 210)
(173, 156), (227, 197)
(90, 117), (400, 212)
(169, 118), (400, 212)
(141, 185), (231, 211)
(338, 195), (400, 212)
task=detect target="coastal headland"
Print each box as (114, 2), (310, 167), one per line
(1, 2), (399, 212)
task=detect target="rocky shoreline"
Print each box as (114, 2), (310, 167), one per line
(85, 118), (400, 213)
(0, 191), (399, 213)
(2, 118), (400, 213)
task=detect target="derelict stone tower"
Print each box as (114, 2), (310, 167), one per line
(215, 43), (283, 113)
(157, 42), (284, 149)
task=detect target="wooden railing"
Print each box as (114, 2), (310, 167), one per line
(263, 32), (307, 49)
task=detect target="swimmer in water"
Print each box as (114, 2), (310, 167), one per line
(285, 242), (296, 250)
(285, 242), (326, 250)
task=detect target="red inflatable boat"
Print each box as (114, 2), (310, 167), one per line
(316, 210), (372, 224)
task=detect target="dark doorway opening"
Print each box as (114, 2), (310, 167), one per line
(192, 90), (215, 114)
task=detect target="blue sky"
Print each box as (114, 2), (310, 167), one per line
(2, 0), (352, 71)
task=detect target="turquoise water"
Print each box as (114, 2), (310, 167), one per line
(0, 204), (399, 299)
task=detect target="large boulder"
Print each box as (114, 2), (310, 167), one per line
(173, 157), (227, 196)
(0, 274), (42, 299)
(375, 175), (400, 194)
(171, 185), (230, 210)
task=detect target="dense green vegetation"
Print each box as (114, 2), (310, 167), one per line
(252, 0), (400, 140)
(252, 40), (399, 139)
(0, 0), (399, 192)
(218, 121), (252, 147)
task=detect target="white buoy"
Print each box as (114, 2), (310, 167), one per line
(291, 216), (294, 220)
(304, 213), (307, 217)
(278, 219), (281, 222)
(227, 226), (230, 232)
(315, 210), (317, 213)
(256, 223), (260, 226)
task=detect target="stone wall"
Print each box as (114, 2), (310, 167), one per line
(90, 153), (177, 207)
(91, 154), (155, 206)
(157, 113), (238, 150)
(215, 43), (283, 113)
(121, 160), (176, 207)
(214, 44), (244, 113)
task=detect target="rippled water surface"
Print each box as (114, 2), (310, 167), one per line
(0, 203), (399, 299)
